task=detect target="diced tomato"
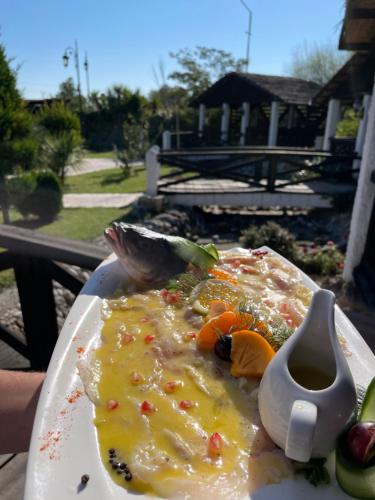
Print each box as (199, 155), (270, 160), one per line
(183, 332), (197, 342)
(164, 380), (182, 393)
(160, 288), (169, 298)
(130, 372), (144, 385)
(144, 335), (155, 344)
(165, 291), (182, 305)
(179, 400), (195, 410)
(121, 334), (135, 345)
(140, 400), (156, 414)
(107, 399), (119, 410)
(252, 250), (268, 257)
(208, 432), (223, 457)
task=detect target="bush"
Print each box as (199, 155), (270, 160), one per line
(299, 244), (344, 276)
(37, 102), (81, 135)
(10, 170), (63, 221)
(240, 222), (299, 261)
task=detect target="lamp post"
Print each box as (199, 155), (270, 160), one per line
(62, 40), (83, 113)
(83, 51), (90, 97)
(240, 0), (252, 72)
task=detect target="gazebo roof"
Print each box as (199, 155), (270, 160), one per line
(191, 72), (321, 108)
(339, 0), (375, 50)
(313, 49), (375, 105)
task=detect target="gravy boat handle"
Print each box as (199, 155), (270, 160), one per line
(285, 399), (317, 462)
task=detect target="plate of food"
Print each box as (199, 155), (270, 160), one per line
(24, 224), (375, 500)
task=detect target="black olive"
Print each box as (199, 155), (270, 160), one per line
(214, 335), (232, 361)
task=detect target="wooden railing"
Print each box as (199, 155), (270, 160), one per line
(0, 225), (108, 370)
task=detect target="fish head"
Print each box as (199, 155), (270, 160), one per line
(104, 222), (185, 284)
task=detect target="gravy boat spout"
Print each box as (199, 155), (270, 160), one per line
(258, 289), (357, 462)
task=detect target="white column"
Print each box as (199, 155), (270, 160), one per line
(145, 145), (160, 197)
(162, 131), (171, 150)
(198, 104), (206, 139)
(221, 102), (230, 143)
(287, 105), (294, 129)
(344, 79), (375, 282)
(355, 94), (372, 155)
(323, 99), (341, 151)
(268, 101), (279, 147)
(240, 102), (250, 146)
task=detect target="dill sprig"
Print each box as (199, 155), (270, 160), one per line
(236, 300), (295, 351)
(166, 272), (207, 297)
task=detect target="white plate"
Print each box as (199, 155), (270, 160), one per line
(24, 248), (375, 500)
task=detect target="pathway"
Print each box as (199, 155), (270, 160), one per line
(63, 192), (142, 208)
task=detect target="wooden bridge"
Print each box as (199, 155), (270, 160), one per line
(146, 146), (358, 208)
(0, 225), (108, 370)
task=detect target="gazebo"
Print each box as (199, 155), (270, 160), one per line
(191, 72), (323, 148)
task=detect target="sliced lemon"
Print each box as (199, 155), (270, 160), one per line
(190, 279), (244, 315)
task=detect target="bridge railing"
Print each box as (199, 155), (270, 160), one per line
(0, 225), (108, 370)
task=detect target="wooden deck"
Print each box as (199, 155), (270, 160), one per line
(158, 177), (355, 208)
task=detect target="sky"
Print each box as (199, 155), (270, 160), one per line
(2, 0), (346, 99)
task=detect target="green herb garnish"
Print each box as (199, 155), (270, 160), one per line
(293, 458), (330, 487)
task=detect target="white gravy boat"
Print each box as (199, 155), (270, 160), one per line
(258, 289), (357, 462)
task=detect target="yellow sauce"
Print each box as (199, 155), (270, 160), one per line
(94, 293), (257, 497)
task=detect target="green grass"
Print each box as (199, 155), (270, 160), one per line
(0, 207), (133, 289)
(64, 166), (177, 194)
(84, 150), (116, 159)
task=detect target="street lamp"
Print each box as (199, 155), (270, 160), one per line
(62, 40), (83, 113)
(240, 0), (252, 72)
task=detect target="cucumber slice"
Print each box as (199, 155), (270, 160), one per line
(359, 378), (375, 422)
(336, 377), (375, 499)
(336, 435), (375, 499)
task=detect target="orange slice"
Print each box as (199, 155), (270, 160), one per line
(230, 330), (275, 378)
(197, 311), (254, 350)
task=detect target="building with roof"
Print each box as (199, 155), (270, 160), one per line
(336, 0), (375, 299)
(191, 72), (323, 148)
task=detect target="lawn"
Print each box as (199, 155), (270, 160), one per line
(0, 207), (132, 290)
(65, 166), (178, 194)
(84, 150), (116, 159)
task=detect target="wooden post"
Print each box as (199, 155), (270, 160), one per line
(268, 101), (279, 146)
(162, 131), (171, 150)
(344, 80), (375, 281)
(267, 157), (277, 192)
(145, 145), (161, 197)
(221, 103), (230, 144)
(198, 104), (206, 140)
(323, 99), (340, 151)
(13, 256), (58, 370)
(240, 102), (250, 146)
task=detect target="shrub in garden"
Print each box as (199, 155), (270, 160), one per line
(240, 222), (299, 261)
(299, 243), (344, 276)
(37, 103), (83, 183)
(10, 170), (63, 221)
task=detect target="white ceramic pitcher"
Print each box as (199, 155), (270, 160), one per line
(258, 289), (357, 462)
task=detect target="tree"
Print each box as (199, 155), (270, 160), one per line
(0, 43), (34, 223)
(287, 41), (349, 86)
(169, 46), (246, 97)
(37, 102), (83, 183)
(56, 77), (82, 112)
